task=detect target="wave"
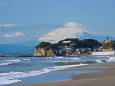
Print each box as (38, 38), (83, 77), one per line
(1, 59), (21, 62)
(0, 62), (13, 66)
(21, 59), (31, 61)
(47, 56), (80, 60)
(95, 59), (103, 63)
(0, 78), (20, 86)
(47, 57), (53, 59)
(107, 57), (115, 62)
(7, 59), (21, 62)
(1, 59), (31, 62)
(65, 57), (80, 60)
(56, 59), (106, 65)
(41, 61), (67, 62)
(0, 64), (87, 85)
(47, 56), (64, 59)
(56, 56), (63, 59)
(0, 59), (31, 66)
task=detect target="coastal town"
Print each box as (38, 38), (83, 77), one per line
(34, 37), (115, 56)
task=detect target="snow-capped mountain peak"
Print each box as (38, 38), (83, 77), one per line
(63, 22), (83, 27)
(38, 22), (112, 43)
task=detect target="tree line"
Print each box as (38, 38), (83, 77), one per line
(36, 38), (102, 50)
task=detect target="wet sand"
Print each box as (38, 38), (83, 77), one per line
(12, 63), (115, 86)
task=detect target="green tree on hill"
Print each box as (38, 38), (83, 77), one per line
(81, 39), (102, 49)
(35, 38), (102, 50)
(35, 42), (52, 49)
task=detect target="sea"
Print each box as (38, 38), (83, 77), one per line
(0, 56), (115, 86)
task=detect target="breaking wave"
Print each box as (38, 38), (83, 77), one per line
(0, 62), (13, 66)
(107, 57), (115, 62)
(1, 59), (21, 62)
(0, 64), (87, 85)
(0, 59), (31, 66)
(56, 59), (106, 65)
(95, 59), (103, 63)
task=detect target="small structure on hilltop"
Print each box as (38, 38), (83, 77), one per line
(101, 37), (112, 45)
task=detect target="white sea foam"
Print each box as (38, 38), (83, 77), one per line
(8, 59), (21, 62)
(21, 59), (30, 61)
(0, 64), (88, 85)
(1, 59), (30, 62)
(46, 57), (63, 59)
(0, 78), (20, 85)
(2, 59), (21, 62)
(47, 57), (53, 59)
(42, 61), (66, 62)
(107, 57), (115, 62)
(0, 62), (13, 66)
(66, 57), (80, 60)
(0, 59), (30, 66)
(95, 59), (103, 63)
(0, 59), (21, 66)
(56, 57), (63, 59)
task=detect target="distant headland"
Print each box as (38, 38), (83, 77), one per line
(34, 37), (115, 57)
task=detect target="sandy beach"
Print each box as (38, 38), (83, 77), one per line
(12, 62), (115, 86)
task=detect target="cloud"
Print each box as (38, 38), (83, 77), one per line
(0, 24), (23, 28)
(0, 0), (7, 7)
(3, 32), (24, 38)
(0, 24), (60, 29)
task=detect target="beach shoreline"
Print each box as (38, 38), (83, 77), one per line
(0, 55), (114, 57)
(12, 62), (115, 86)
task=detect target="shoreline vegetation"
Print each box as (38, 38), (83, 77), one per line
(12, 62), (115, 86)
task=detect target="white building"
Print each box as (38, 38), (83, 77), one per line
(92, 51), (115, 56)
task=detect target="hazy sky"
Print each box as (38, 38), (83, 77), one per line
(0, 0), (115, 44)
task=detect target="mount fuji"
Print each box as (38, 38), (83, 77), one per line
(39, 22), (115, 43)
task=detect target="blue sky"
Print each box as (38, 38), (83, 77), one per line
(0, 0), (115, 44)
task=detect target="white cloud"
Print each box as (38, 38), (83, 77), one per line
(0, 24), (22, 28)
(3, 32), (24, 38)
(0, 0), (7, 7)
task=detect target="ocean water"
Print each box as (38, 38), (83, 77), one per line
(0, 56), (114, 86)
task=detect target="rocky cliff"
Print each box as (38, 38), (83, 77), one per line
(34, 47), (55, 56)
(34, 42), (55, 56)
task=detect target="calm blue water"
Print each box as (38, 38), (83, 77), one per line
(0, 56), (114, 86)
